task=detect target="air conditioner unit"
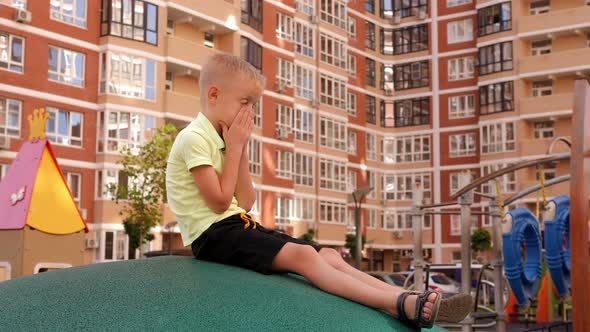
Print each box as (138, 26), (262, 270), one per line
(384, 89), (394, 96)
(391, 14), (401, 25)
(85, 238), (99, 249)
(310, 98), (320, 108)
(417, 9), (427, 20)
(275, 127), (289, 140)
(275, 80), (287, 93)
(310, 15), (319, 25)
(392, 230), (403, 239)
(401, 249), (413, 258)
(14, 9), (32, 23)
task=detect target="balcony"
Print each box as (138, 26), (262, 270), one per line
(167, 0), (238, 31)
(164, 90), (200, 120)
(518, 6), (590, 38)
(519, 48), (590, 78)
(166, 35), (221, 71)
(519, 93), (574, 117)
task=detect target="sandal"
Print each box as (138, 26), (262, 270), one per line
(396, 290), (441, 329)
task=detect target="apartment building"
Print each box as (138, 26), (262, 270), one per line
(0, 0), (586, 271)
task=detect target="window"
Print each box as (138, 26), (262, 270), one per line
(481, 163), (516, 194)
(295, 64), (315, 100)
(450, 215), (478, 236)
(96, 169), (130, 199)
(48, 46), (85, 87)
(293, 198), (314, 222)
(348, 93), (357, 116)
(366, 95), (376, 124)
(448, 19), (473, 44)
(0, 97), (22, 138)
(365, 0), (375, 13)
(45, 107), (83, 147)
(381, 97), (430, 128)
(348, 16), (357, 39)
(348, 54), (357, 77)
(348, 131), (357, 155)
(320, 116), (347, 151)
(391, 135), (430, 163)
(99, 52), (156, 101)
(381, 64), (394, 92)
(294, 152), (314, 186)
(479, 81), (514, 115)
(276, 13), (293, 41)
(383, 0), (427, 19)
(449, 95), (475, 119)
(393, 61), (429, 90)
(6, 0), (26, 9)
(241, 0), (262, 32)
(366, 58), (376, 87)
(382, 138), (395, 163)
(383, 212), (432, 230)
(0, 164), (9, 180)
(294, 107), (314, 144)
(240, 37), (262, 71)
(529, 0), (549, 15)
(100, 0), (158, 45)
(248, 138), (261, 175)
(450, 171), (476, 195)
(276, 104), (293, 136)
(381, 25), (428, 56)
(165, 71), (173, 90)
(478, 41), (513, 75)
(347, 169), (357, 192)
(276, 150), (293, 179)
(366, 170), (376, 198)
(320, 158), (347, 191)
(367, 209), (376, 229)
(320, 33), (347, 69)
(448, 0), (471, 7)
(295, 22), (315, 58)
(51, 0), (86, 28)
(477, 2), (511, 37)
(296, 0), (314, 16)
(103, 230), (128, 260)
(481, 122), (515, 154)
(204, 32), (214, 48)
(448, 56), (474, 81)
(531, 39), (551, 56)
(275, 197), (293, 225)
(535, 166), (556, 181)
(366, 21), (375, 50)
(320, 0), (347, 29)
(382, 173), (431, 201)
(449, 133), (476, 157)
(320, 74), (347, 109)
(534, 121), (554, 139)
(276, 58), (294, 88)
(0, 32), (24, 73)
(253, 101), (262, 127)
(63, 172), (82, 207)
(320, 200), (347, 224)
(366, 133), (376, 160)
(532, 80), (552, 97)
(97, 111), (155, 153)
(250, 189), (261, 217)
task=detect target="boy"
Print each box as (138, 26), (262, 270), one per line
(166, 54), (471, 329)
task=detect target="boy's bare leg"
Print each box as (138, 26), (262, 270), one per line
(272, 243), (435, 321)
(318, 248), (406, 293)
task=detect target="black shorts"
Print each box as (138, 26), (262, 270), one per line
(191, 213), (321, 274)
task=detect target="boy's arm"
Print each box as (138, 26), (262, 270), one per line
(190, 108), (253, 214)
(234, 144), (256, 211)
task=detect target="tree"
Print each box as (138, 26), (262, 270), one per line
(345, 233), (366, 258)
(108, 123), (177, 257)
(298, 229), (318, 246)
(471, 228), (492, 259)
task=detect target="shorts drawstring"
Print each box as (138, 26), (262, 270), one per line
(240, 213), (257, 230)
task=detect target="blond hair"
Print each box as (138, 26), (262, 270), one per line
(199, 53), (266, 101)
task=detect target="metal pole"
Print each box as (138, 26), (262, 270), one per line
(458, 171), (474, 332)
(354, 195), (362, 270)
(490, 199), (506, 332)
(412, 182), (424, 292)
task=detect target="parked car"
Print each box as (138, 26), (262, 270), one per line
(427, 272), (460, 294)
(367, 271), (407, 287)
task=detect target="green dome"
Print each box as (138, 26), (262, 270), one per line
(0, 256), (446, 331)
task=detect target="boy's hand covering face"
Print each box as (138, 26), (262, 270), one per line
(220, 106), (254, 150)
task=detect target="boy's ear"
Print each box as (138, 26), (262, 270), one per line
(207, 86), (219, 104)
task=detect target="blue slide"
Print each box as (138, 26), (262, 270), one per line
(503, 208), (543, 306)
(543, 195), (571, 298)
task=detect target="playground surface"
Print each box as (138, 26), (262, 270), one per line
(0, 256), (446, 331)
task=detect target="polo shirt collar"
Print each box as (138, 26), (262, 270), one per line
(194, 112), (225, 150)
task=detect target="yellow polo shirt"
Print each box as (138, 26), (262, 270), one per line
(166, 112), (245, 247)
